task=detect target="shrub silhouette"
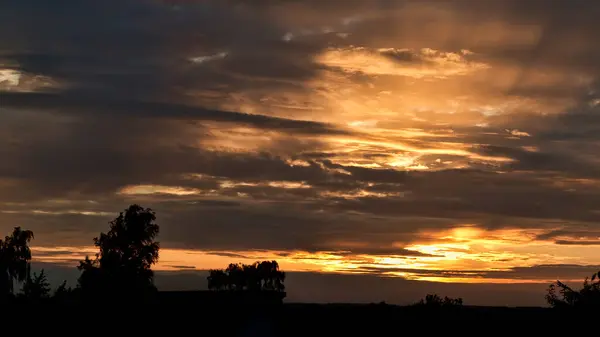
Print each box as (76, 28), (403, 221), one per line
(208, 260), (285, 292)
(0, 227), (34, 299)
(52, 280), (72, 302)
(416, 294), (463, 307)
(20, 268), (51, 301)
(546, 270), (600, 309)
(77, 204), (160, 302)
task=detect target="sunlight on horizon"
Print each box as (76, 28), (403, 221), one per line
(31, 225), (600, 284)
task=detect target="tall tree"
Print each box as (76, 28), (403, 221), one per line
(78, 204), (160, 301)
(0, 227), (34, 298)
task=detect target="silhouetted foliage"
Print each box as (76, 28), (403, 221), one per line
(415, 294), (463, 308)
(546, 270), (600, 309)
(208, 269), (229, 291)
(208, 260), (285, 292)
(20, 268), (51, 300)
(53, 280), (72, 300)
(0, 227), (34, 299)
(77, 204), (160, 302)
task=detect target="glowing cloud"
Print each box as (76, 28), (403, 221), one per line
(316, 47), (489, 79)
(0, 69), (20, 87)
(118, 185), (202, 196)
(189, 52), (228, 64)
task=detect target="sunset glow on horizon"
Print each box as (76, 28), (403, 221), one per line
(30, 222), (600, 284)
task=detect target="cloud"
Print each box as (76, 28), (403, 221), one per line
(2, 0), (600, 293)
(0, 69), (20, 87)
(316, 47), (489, 78)
(554, 240), (600, 246)
(168, 265), (197, 270)
(189, 52), (228, 64)
(351, 264), (600, 282)
(119, 185), (203, 196)
(0, 92), (349, 135)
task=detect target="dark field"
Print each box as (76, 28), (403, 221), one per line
(10, 293), (578, 336)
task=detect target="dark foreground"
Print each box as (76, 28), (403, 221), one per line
(14, 303), (585, 335)
(7, 294), (591, 336)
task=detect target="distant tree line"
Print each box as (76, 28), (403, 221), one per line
(0, 204), (286, 305)
(207, 261), (285, 292)
(414, 294), (463, 308)
(546, 271), (600, 309)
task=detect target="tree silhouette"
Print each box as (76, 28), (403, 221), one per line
(207, 269), (229, 291)
(53, 280), (72, 302)
(20, 268), (51, 301)
(416, 294), (463, 307)
(258, 260), (285, 292)
(227, 263), (247, 290)
(77, 204), (160, 301)
(0, 227), (34, 299)
(207, 260), (285, 292)
(546, 270), (600, 309)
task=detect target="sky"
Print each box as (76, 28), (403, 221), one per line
(1, 0), (600, 306)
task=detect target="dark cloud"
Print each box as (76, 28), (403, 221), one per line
(352, 264), (600, 281)
(554, 240), (600, 246)
(535, 228), (600, 241)
(205, 251), (255, 259)
(169, 265), (197, 270)
(0, 92), (349, 135)
(2, 0), (600, 300)
(476, 144), (600, 179)
(306, 167), (600, 225)
(31, 249), (80, 257)
(0, 0), (328, 100)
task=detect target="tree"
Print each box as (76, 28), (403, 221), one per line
(207, 260), (285, 292)
(226, 263), (246, 290)
(416, 294), (463, 307)
(546, 271), (600, 309)
(207, 269), (229, 291)
(257, 260), (285, 292)
(20, 268), (51, 301)
(53, 280), (72, 301)
(0, 227), (34, 298)
(77, 204), (160, 301)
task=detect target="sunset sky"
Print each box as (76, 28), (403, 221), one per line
(1, 0), (600, 306)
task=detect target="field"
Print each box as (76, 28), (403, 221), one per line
(10, 294), (573, 336)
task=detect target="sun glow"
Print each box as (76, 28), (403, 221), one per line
(31, 225), (600, 284)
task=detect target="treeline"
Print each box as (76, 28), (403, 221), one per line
(0, 204), (285, 304)
(546, 271), (600, 309)
(208, 261), (285, 291)
(1, 204), (599, 309)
